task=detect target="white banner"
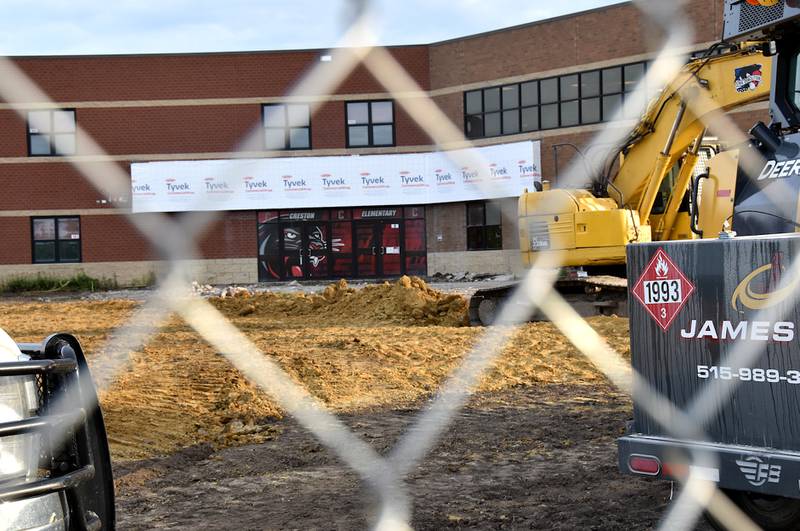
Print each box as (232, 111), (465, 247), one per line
(130, 140), (541, 213)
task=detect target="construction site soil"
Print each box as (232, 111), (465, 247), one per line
(0, 277), (701, 529)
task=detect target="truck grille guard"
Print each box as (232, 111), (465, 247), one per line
(0, 334), (115, 531)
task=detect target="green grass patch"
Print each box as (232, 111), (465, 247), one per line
(1, 272), (119, 293)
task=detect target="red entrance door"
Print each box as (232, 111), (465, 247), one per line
(355, 221), (402, 277)
(380, 221), (402, 276)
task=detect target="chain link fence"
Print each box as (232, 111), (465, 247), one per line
(1, 0), (793, 528)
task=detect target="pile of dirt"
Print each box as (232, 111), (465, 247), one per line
(0, 294), (631, 462)
(212, 276), (469, 327)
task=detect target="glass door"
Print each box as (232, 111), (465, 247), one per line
(281, 224), (305, 279)
(380, 221), (402, 276)
(306, 223), (330, 278)
(355, 222), (378, 277)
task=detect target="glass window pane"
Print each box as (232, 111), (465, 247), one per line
(467, 226), (485, 250)
(561, 101), (579, 127)
(521, 81), (538, 106)
(287, 104), (309, 127)
(465, 115), (484, 138)
(346, 102), (369, 125)
(404, 219), (426, 251)
(624, 63), (646, 92)
(483, 87), (501, 112)
(602, 94), (623, 119)
(348, 125), (369, 146)
(602, 67), (622, 94)
(52, 110), (76, 132)
(288, 128), (310, 149)
(541, 104), (559, 129)
(560, 74), (579, 101)
(29, 134), (51, 155)
(34, 241), (56, 262)
(485, 202), (502, 225)
(581, 97), (601, 124)
(332, 222), (353, 253)
(405, 256), (426, 275)
(33, 218), (55, 240)
(624, 91), (646, 119)
(467, 203), (484, 226)
(371, 101), (393, 123)
(484, 112), (501, 137)
(540, 78), (558, 104)
(521, 106), (539, 132)
(465, 90), (483, 114)
(265, 128), (286, 150)
(263, 105), (286, 127)
(502, 110), (519, 134)
(501, 85), (519, 109)
(58, 241), (80, 262)
(581, 71), (600, 98)
(486, 226), (503, 249)
(53, 134), (75, 155)
(57, 218), (80, 240)
(27, 111), (51, 133)
(372, 124), (393, 145)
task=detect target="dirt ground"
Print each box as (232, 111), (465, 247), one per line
(0, 278), (705, 529)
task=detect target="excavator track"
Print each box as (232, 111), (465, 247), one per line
(468, 275), (628, 326)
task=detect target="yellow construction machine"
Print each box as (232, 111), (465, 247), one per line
(470, 42), (773, 324)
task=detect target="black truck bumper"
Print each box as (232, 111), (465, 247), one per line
(619, 433), (800, 500)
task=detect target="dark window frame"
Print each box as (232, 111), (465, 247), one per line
(261, 103), (312, 151)
(26, 108), (77, 157)
(465, 201), (502, 251)
(345, 99), (396, 148)
(463, 60), (648, 139)
(31, 216), (82, 264)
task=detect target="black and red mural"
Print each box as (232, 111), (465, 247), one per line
(257, 206), (426, 281)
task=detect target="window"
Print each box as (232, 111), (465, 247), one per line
(466, 202), (502, 251)
(262, 104), (311, 150)
(27, 109), (76, 156)
(32, 217), (81, 263)
(789, 48), (800, 112)
(464, 60), (648, 138)
(346, 100), (394, 147)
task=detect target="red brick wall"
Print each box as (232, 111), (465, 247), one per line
(81, 214), (158, 262)
(427, 0), (723, 89)
(9, 46), (430, 102)
(0, 217), (31, 264)
(81, 211), (256, 262)
(0, 1), (739, 267)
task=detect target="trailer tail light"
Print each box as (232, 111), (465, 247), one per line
(628, 454), (661, 476)
(661, 462), (689, 480)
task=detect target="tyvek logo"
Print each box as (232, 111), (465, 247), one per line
(736, 456), (781, 487)
(731, 253), (800, 311)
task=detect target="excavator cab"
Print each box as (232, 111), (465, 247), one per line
(720, 0), (800, 237)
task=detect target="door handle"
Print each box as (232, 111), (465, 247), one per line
(380, 247), (385, 255)
(372, 246), (377, 255)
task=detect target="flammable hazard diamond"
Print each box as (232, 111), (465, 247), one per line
(631, 248), (695, 331)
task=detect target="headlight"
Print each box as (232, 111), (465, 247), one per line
(0, 328), (65, 531)
(0, 370), (39, 484)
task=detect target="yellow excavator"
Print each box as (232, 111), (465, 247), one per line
(469, 41), (773, 324)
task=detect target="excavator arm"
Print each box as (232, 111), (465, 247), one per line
(519, 43), (771, 269)
(612, 43), (771, 229)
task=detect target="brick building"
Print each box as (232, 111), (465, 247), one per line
(0, 0), (766, 284)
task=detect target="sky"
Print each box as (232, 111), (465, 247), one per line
(0, 0), (628, 56)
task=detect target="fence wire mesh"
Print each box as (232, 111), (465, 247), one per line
(0, 0), (794, 529)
